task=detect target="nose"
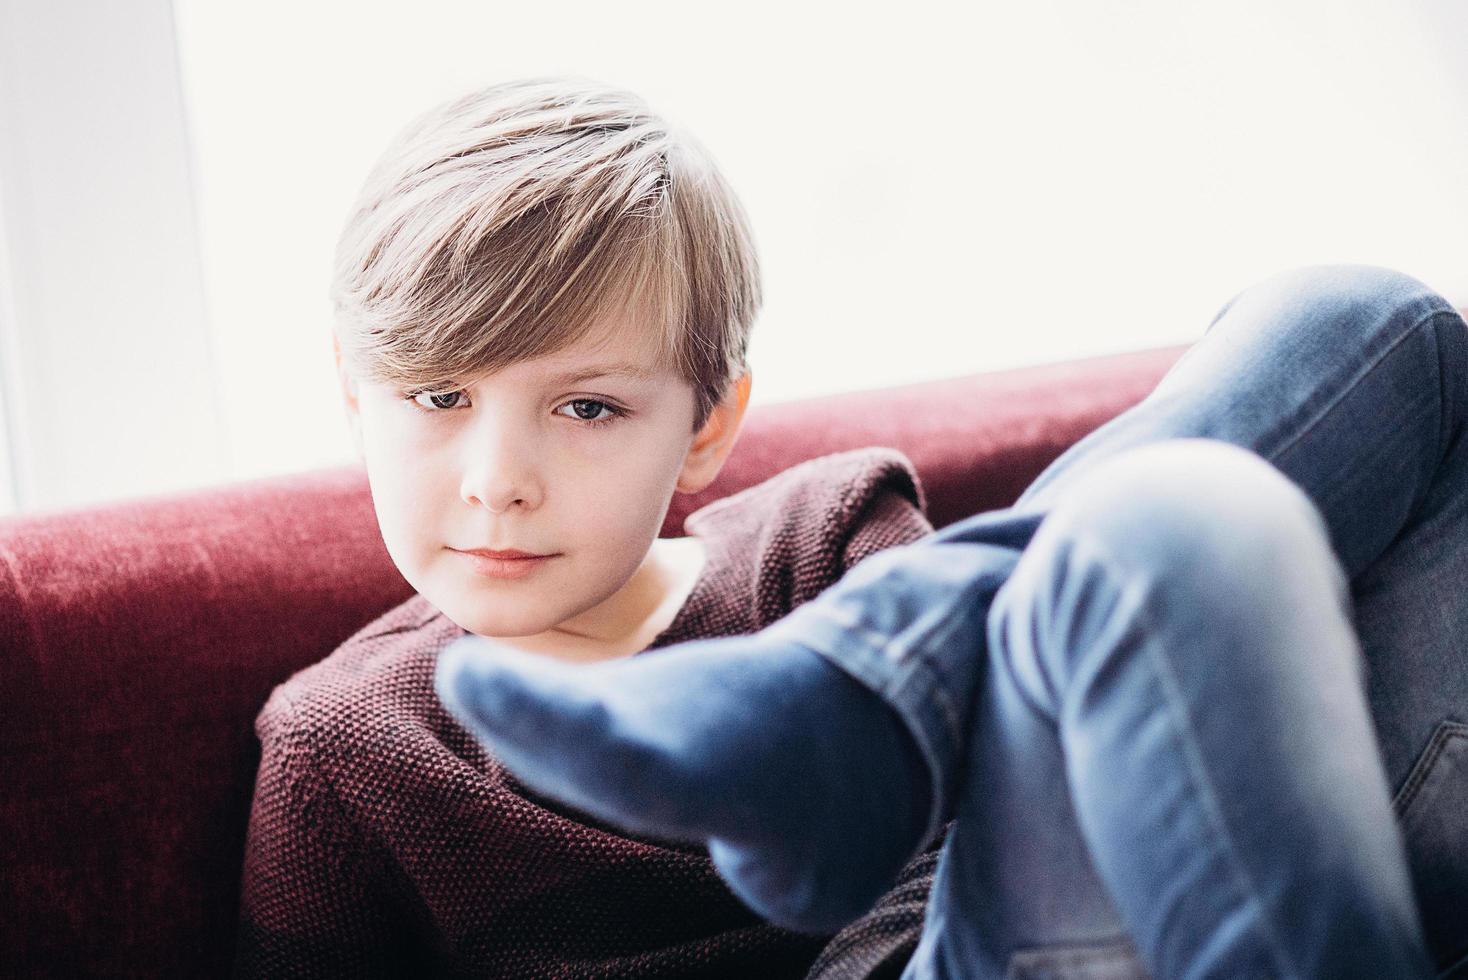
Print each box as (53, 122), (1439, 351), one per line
(458, 414), (545, 514)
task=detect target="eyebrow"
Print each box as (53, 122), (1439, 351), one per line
(547, 363), (660, 385)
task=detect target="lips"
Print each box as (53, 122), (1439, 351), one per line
(451, 546), (559, 581)
(457, 547), (551, 560)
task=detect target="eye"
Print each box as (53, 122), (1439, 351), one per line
(554, 398), (624, 425)
(406, 389), (471, 412)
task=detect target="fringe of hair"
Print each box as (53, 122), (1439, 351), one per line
(330, 76), (760, 429)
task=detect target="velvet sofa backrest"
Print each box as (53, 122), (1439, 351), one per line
(0, 346), (1181, 979)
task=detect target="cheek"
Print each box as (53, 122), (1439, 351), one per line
(358, 415), (447, 562)
(607, 425), (690, 491)
(363, 461), (423, 571)
(560, 431), (687, 533)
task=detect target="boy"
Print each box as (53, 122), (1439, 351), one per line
(235, 77), (936, 977)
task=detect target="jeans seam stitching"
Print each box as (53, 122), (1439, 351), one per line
(1393, 721), (1468, 814)
(886, 651), (956, 851)
(1394, 728), (1449, 812)
(814, 592), (982, 759)
(1265, 306), (1452, 480)
(890, 607), (984, 744)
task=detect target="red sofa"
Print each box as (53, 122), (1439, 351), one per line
(0, 346), (1183, 978)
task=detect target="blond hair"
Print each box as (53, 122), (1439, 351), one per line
(330, 76), (760, 430)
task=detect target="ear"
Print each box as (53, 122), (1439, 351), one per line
(333, 332), (365, 460)
(676, 371), (752, 494)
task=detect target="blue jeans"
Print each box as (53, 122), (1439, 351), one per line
(774, 266), (1468, 978)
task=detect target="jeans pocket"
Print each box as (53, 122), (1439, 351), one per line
(1393, 719), (1468, 974)
(1005, 938), (1150, 980)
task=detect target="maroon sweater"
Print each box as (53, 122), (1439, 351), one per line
(234, 448), (935, 979)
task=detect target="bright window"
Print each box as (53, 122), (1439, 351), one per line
(3, 1), (1465, 513)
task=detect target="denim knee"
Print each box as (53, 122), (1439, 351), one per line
(1208, 263), (1455, 341)
(997, 438), (1353, 709)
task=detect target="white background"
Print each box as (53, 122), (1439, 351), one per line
(1, 0), (1465, 515)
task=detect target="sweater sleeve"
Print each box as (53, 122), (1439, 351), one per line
(838, 478), (934, 573)
(681, 447), (933, 625)
(233, 694), (412, 979)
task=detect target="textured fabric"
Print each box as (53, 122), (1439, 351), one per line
(0, 467), (416, 980)
(234, 447), (933, 978)
(804, 829), (952, 980)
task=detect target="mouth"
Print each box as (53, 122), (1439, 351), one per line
(450, 547), (560, 580)
(456, 547), (553, 560)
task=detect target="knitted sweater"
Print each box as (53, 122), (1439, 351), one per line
(234, 448), (938, 979)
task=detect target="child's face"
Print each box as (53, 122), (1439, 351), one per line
(341, 317), (739, 640)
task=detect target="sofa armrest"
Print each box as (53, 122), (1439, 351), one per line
(666, 345), (1184, 533)
(0, 466), (416, 976)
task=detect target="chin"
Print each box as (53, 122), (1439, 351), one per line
(446, 605), (556, 640)
(433, 590), (565, 639)
(404, 560), (558, 637)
